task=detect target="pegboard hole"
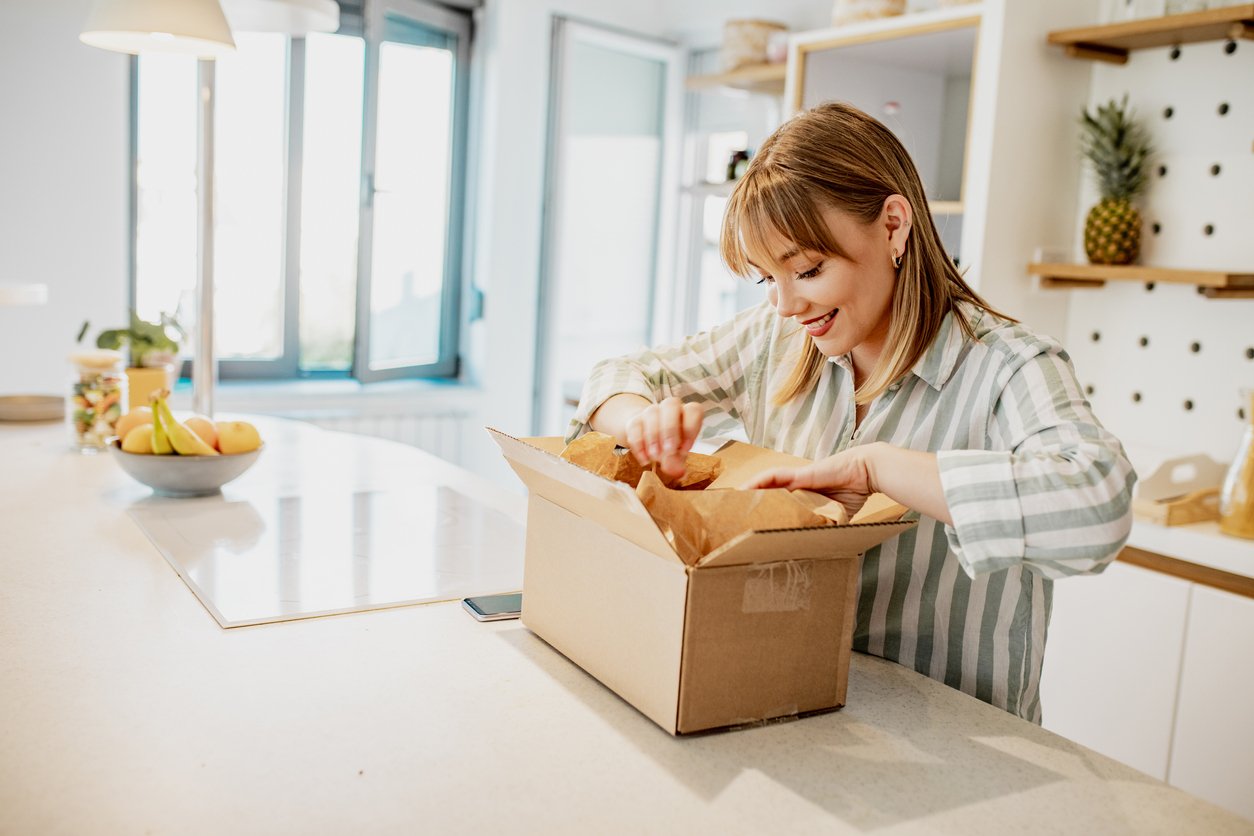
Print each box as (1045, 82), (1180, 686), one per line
(1184, 399), (1194, 411)
(1224, 40), (1237, 55)
(1245, 347), (1254, 360)
(1151, 222), (1162, 235)
(1085, 384), (1095, 396)
(1210, 163), (1221, 176)
(1169, 46), (1181, 60)
(1139, 336), (1150, 348)
(1090, 331), (1101, 342)
(1158, 164), (1168, 177)
(1241, 407), (1248, 421)
(1162, 106), (1174, 119)
(1190, 341), (1202, 353)
(1204, 224), (1215, 236)
(1218, 102), (1230, 116)
(1145, 282), (1156, 291)
(1132, 391), (1142, 403)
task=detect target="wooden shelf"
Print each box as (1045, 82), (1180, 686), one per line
(686, 63), (786, 95)
(1047, 4), (1254, 64)
(1028, 262), (1254, 298)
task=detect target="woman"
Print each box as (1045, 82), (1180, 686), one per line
(568, 102), (1135, 724)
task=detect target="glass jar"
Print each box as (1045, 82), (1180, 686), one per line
(67, 350), (127, 453)
(1219, 389), (1254, 539)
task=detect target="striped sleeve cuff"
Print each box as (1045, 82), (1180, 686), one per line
(937, 449), (1026, 577)
(564, 370), (657, 444)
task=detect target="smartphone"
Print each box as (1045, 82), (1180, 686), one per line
(462, 592), (523, 622)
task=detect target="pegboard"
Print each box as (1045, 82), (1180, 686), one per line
(1061, 25), (1254, 467)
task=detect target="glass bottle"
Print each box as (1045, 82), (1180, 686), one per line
(67, 350), (128, 453)
(1219, 389), (1254, 539)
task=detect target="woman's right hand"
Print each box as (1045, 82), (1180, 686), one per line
(624, 397), (704, 478)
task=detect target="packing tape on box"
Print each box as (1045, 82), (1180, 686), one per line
(742, 561), (812, 613)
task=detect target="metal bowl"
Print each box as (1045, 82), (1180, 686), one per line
(108, 438), (263, 497)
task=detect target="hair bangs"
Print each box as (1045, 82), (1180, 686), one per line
(721, 169), (850, 280)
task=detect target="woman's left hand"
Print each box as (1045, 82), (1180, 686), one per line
(742, 443), (884, 519)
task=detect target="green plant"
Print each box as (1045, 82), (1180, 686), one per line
(86, 311), (186, 368)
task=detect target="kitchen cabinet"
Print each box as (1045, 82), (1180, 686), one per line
(1040, 540), (1254, 821)
(1168, 584), (1254, 822)
(1039, 560), (1190, 780)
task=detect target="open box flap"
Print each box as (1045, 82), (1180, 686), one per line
(487, 428), (681, 564)
(706, 440), (814, 490)
(696, 518), (917, 568)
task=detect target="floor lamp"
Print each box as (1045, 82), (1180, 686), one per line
(80, 0), (339, 418)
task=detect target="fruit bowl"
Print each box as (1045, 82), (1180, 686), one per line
(108, 438), (263, 497)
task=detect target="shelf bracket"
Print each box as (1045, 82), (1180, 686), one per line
(1065, 43), (1129, 64)
(1199, 286), (1254, 299)
(1230, 21), (1254, 40)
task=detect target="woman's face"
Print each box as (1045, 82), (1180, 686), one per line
(751, 202), (905, 360)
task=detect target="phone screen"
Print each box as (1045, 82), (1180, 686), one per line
(463, 592), (522, 620)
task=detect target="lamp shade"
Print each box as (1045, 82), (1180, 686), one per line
(0, 283), (49, 306)
(221, 0), (340, 35)
(80, 0), (236, 58)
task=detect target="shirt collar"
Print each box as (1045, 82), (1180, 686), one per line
(909, 304), (977, 391)
(825, 304), (979, 391)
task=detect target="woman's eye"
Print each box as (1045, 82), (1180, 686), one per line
(798, 263), (823, 280)
(755, 275), (775, 285)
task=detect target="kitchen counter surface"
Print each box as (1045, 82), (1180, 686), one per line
(3, 418), (1251, 834)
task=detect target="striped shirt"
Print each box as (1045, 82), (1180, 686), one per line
(568, 300), (1136, 723)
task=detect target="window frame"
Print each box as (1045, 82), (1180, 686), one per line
(126, 0), (471, 382)
(353, 0), (471, 382)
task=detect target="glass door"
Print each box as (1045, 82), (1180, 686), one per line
(533, 19), (683, 435)
(355, 0), (470, 380)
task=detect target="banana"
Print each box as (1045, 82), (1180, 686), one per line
(154, 392), (219, 456)
(150, 392), (173, 455)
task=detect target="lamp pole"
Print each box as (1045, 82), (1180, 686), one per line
(194, 60), (217, 418)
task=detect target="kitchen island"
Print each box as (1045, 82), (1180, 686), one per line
(2, 418), (1250, 834)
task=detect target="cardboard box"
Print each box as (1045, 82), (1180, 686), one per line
(488, 429), (917, 735)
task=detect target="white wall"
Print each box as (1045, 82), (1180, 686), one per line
(0, 0), (128, 396)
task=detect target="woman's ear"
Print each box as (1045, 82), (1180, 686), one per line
(882, 194), (913, 266)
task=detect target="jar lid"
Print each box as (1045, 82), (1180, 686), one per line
(68, 349), (124, 370)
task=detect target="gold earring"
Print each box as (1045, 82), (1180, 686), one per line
(893, 250), (902, 269)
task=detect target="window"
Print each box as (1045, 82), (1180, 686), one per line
(131, 0), (470, 381)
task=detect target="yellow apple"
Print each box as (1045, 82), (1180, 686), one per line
(121, 425), (154, 454)
(115, 407), (153, 443)
(215, 420), (262, 455)
(185, 415), (218, 450)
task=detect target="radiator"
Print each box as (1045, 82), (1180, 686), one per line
(304, 411), (468, 464)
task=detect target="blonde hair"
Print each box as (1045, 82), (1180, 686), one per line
(720, 101), (1014, 406)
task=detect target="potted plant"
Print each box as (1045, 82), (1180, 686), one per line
(1080, 96), (1153, 265)
(83, 312), (186, 410)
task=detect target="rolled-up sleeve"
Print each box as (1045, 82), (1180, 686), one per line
(565, 301), (775, 443)
(936, 341), (1137, 579)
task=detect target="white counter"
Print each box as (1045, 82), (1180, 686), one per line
(2, 419), (1251, 834)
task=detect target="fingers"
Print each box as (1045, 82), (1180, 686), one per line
(680, 401), (704, 453)
(741, 467), (799, 491)
(658, 397), (682, 457)
(624, 413), (649, 466)
(623, 397), (702, 474)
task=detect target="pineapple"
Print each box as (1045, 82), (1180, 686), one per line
(1080, 97), (1152, 265)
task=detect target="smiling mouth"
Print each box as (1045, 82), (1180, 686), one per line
(799, 308), (838, 338)
(801, 309), (837, 326)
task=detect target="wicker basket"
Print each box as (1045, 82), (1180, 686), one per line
(831, 0), (906, 27)
(722, 19), (787, 71)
